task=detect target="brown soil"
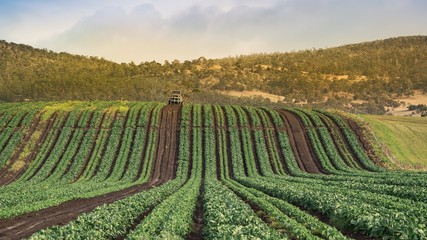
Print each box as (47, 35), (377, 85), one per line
(277, 110), (324, 174)
(150, 104), (181, 182)
(0, 105), (181, 240)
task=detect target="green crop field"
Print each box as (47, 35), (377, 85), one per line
(0, 102), (426, 239)
(362, 115), (427, 169)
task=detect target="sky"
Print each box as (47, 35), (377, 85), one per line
(1, 0), (426, 63)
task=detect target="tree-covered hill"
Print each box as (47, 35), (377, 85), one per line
(1, 36), (426, 113)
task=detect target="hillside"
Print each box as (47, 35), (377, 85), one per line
(1, 36), (427, 114)
(362, 114), (427, 169)
(0, 102), (426, 239)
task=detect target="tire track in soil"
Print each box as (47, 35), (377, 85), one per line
(119, 105), (186, 240)
(277, 110), (324, 174)
(0, 105), (182, 240)
(149, 104), (181, 183)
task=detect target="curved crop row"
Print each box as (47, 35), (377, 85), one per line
(1, 102), (426, 240)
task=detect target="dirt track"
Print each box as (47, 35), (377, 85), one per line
(277, 109), (326, 174)
(0, 105), (181, 240)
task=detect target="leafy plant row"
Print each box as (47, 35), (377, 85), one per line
(29, 104), (194, 239)
(0, 102), (165, 219)
(239, 177), (426, 239)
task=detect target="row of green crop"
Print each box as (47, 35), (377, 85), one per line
(240, 106), (275, 176)
(202, 105), (284, 239)
(44, 109), (94, 181)
(2, 103), (427, 239)
(119, 103), (155, 182)
(290, 108), (351, 174)
(222, 106), (245, 177)
(265, 108), (304, 175)
(239, 176), (427, 239)
(206, 106), (348, 239)
(317, 112), (364, 169)
(77, 109), (116, 180)
(126, 104), (202, 239)
(256, 107), (287, 175)
(0, 106), (44, 169)
(208, 105), (427, 239)
(0, 102), (166, 219)
(30, 104), (195, 239)
(17, 111), (70, 182)
(61, 109), (105, 181)
(276, 173), (427, 203)
(317, 110), (383, 172)
(233, 106), (260, 176)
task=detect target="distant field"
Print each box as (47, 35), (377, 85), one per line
(362, 115), (427, 169)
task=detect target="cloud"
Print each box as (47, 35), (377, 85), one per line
(1, 0), (425, 62)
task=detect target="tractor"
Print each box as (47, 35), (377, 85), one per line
(168, 90), (183, 104)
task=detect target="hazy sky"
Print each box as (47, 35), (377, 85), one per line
(1, 0), (426, 63)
